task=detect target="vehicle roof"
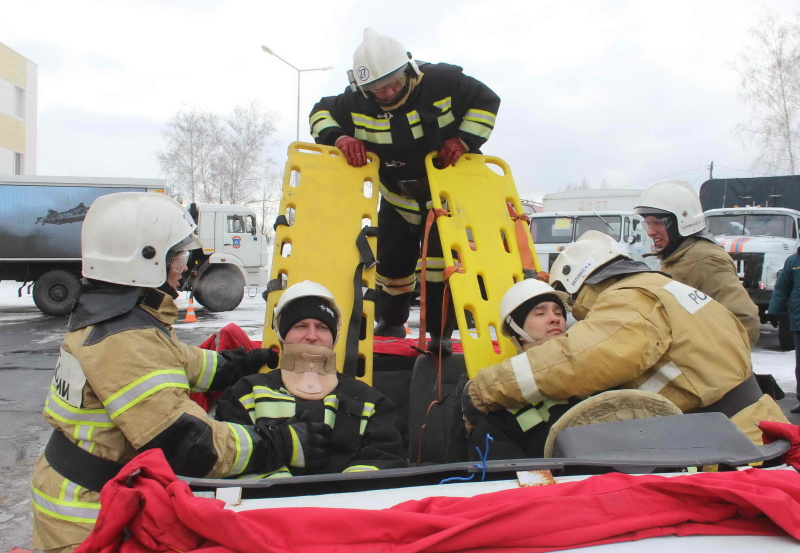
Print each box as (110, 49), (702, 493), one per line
(531, 211), (640, 217)
(0, 175), (167, 187)
(705, 207), (800, 216)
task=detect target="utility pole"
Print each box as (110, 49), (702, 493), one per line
(709, 161), (714, 180)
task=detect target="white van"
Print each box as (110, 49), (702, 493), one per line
(530, 211), (658, 271)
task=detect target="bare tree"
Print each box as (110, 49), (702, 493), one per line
(214, 101), (278, 205)
(158, 107), (223, 203)
(733, 10), (800, 174)
(562, 177), (593, 191)
(159, 102), (279, 207)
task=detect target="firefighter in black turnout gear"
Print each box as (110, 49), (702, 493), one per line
(310, 28), (500, 354)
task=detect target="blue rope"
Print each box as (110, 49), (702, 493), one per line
(438, 433), (493, 485)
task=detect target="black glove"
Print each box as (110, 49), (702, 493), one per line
(256, 412), (331, 471)
(220, 347), (279, 380)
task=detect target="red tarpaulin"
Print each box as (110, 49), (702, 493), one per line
(76, 442), (800, 553)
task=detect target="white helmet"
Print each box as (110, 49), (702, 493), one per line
(349, 28), (420, 97)
(273, 281), (343, 344)
(634, 180), (706, 237)
(549, 230), (632, 295)
(500, 279), (570, 347)
(82, 193), (201, 287)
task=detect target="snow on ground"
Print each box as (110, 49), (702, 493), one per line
(2, 282), (796, 393)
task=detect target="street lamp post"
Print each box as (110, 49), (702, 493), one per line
(261, 45), (332, 142)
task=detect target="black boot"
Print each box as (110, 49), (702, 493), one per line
(425, 282), (456, 356)
(375, 290), (411, 338)
(791, 404), (800, 414)
(374, 318), (407, 338)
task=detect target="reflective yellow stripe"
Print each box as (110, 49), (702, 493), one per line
(377, 272), (417, 294)
(105, 370), (189, 419)
(359, 402), (376, 434)
(324, 396), (339, 427)
(31, 485), (100, 524)
(74, 424), (96, 453)
(379, 185), (421, 212)
(288, 425), (304, 467)
(310, 110), (340, 139)
(354, 127), (392, 144)
(406, 111), (421, 125)
(415, 258), (446, 272)
(438, 111), (455, 128)
(235, 467), (292, 479)
(250, 385), (297, 420)
(192, 350), (218, 392)
(352, 113), (391, 130)
(464, 108), (496, 126)
(343, 465), (379, 472)
(44, 387), (115, 427)
(459, 120), (493, 139)
(433, 97), (452, 113)
(512, 399), (567, 432)
(224, 422), (254, 476)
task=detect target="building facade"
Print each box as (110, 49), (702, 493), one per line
(0, 42), (37, 175)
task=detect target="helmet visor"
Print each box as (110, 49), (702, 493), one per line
(361, 65), (407, 92)
(172, 233), (202, 252)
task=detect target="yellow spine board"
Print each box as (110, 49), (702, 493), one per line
(262, 142), (380, 384)
(426, 153), (542, 378)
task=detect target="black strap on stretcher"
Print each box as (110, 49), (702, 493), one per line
(343, 225), (379, 378)
(44, 430), (124, 492)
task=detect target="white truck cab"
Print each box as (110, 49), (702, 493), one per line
(529, 211), (658, 272)
(704, 206), (800, 349)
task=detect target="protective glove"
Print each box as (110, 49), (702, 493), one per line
(220, 347), (280, 381)
(335, 135), (367, 167)
(438, 137), (468, 167)
(461, 380), (483, 434)
(256, 412), (331, 471)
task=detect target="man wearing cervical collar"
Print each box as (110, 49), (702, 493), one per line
(310, 28), (500, 356)
(215, 281), (407, 476)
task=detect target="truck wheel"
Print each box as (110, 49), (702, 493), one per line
(778, 315), (795, 351)
(194, 266), (244, 312)
(33, 270), (81, 316)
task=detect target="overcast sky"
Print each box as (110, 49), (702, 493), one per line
(3, 0), (798, 200)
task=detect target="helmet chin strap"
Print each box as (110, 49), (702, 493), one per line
(506, 317), (534, 348)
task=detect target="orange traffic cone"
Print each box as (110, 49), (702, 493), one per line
(406, 324), (411, 335)
(183, 297), (198, 323)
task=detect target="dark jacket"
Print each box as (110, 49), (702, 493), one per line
(216, 370), (407, 475)
(768, 250), (800, 331)
(310, 62), (500, 192)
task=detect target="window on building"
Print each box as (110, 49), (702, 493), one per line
(14, 86), (25, 118)
(14, 153), (23, 175)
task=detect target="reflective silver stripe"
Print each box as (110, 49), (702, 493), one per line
(44, 388), (114, 426)
(360, 402), (376, 434)
(464, 108), (496, 126)
(225, 423), (254, 476)
(192, 349), (217, 392)
(511, 353), (543, 404)
(433, 97), (452, 112)
(74, 425), (95, 452)
(638, 362), (682, 394)
(406, 111), (421, 125)
(31, 485), (100, 524)
(105, 370), (189, 419)
(63, 481), (81, 502)
(352, 113), (391, 130)
(343, 465), (379, 473)
(379, 185), (420, 212)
